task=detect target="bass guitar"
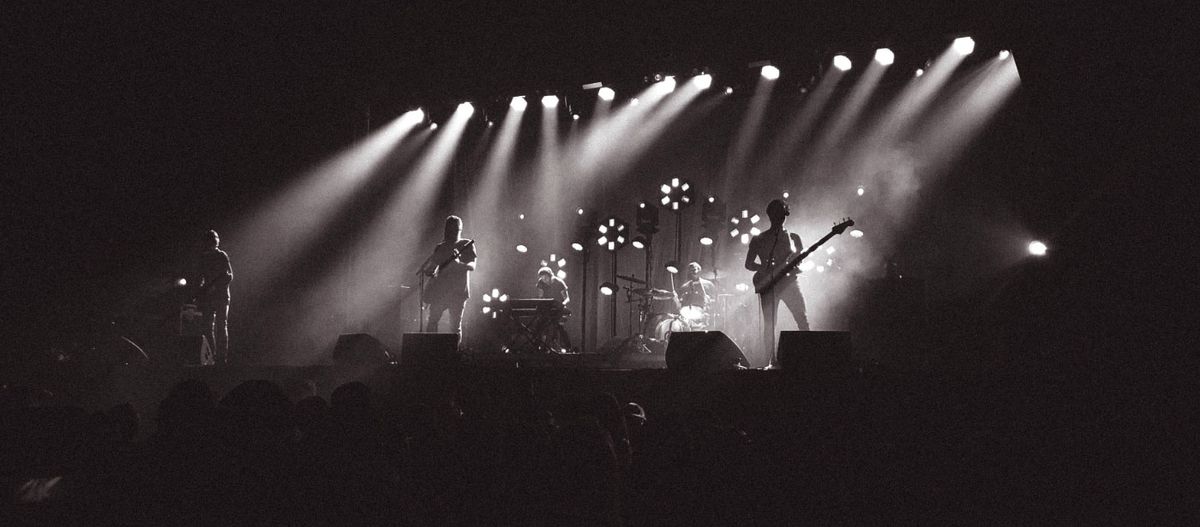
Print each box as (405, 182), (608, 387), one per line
(752, 219), (854, 294)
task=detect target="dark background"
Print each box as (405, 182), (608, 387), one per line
(1, 1), (1190, 366)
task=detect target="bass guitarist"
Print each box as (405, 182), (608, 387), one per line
(744, 199), (809, 368)
(420, 215), (477, 342)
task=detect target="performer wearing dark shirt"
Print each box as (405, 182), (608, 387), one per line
(421, 215), (477, 342)
(744, 199), (809, 368)
(534, 266), (572, 352)
(197, 230), (233, 364)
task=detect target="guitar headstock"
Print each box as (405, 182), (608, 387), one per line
(832, 218), (855, 235)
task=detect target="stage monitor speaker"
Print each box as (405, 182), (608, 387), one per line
(174, 335), (213, 366)
(777, 331), (852, 375)
(400, 333), (460, 369)
(665, 331), (749, 373)
(333, 333), (392, 365)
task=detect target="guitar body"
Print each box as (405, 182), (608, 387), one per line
(422, 239), (475, 305)
(752, 219), (854, 295)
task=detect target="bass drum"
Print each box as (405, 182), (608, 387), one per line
(650, 314), (690, 343)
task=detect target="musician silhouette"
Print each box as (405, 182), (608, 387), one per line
(420, 215), (476, 342)
(744, 199), (809, 368)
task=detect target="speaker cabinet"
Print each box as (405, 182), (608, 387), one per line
(333, 333), (392, 365)
(665, 331), (749, 373)
(400, 333), (460, 369)
(174, 335), (213, 366)
(777, 331), (852, 375)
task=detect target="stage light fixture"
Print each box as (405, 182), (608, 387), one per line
(430, 123), (438, 130)
(1028, 240), (1048, 256)
(761, 65), (780, 80)
(518, 213), (525, 220)
(729, 209), (762, 245)
(516, 244), (528, 253)
(659, 75), (676, 92)
(599, 282), (618, 296)
(857, 185), (865, 196)
(833, 55), (853, 71)
(487, 121), (494, 127)
(571, 242), (585, 252)
(511, 96), (528, 111)
(782, 191), (790, 199)
(596, 216), (629, 252)
(724, 87), (733, 95)
(699, 235), (714, 246)
(915, 68), (924, 77)
(176, 278), (187, 287)
(541, 253), (569, 280)
(850, 229), (864, 238)
(874, 48), (895, 66)
(481, 287), (510, 318)
(735, 283), (750, 293)
(577, 208), (585, 215)
(664, 261), (680, 274)
(598, 87), (616, 101)
(632, 236), (647, 250)
(572, 114), (580, 121)
(693, 74), (712, 89)
(458, 102), (475, 116)
(998, 50), (1011, 60)
(953, 36), (976, 56)
(542, 95), (559, 108)
(660, 177), (696, 211)
(630, 98), (640, 106)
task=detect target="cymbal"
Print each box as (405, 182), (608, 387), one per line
(616, 274), (646, 284)
(631, 288), (674, 300)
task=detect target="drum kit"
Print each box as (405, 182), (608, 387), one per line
(614, 273), (727, 353)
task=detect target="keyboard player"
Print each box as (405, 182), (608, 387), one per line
(533, 267), (572, 352)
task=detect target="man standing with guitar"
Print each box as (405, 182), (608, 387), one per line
(196, 230), (233, 364)
(744, 199), (809, 368)
(420, 215), (477, 342)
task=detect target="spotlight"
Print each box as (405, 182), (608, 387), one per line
(760, 65), (780, 80)
(572, 114), (580, 121)
(693, 74), (712, 89)
(664, 261), (680, 274)
(409, 108), (425, 121)
(850, 229), (864, 238)
(518, 213), (525, 220)
(659, 75), (676, 92)
(724, 87), (733, 95)
(176, 278), (188, 287)
(481, 287), (510, 318)
(953, 36), (975, 56)
(699, 235), (714, 246)
(542, 95), (559, 108)
(598, 86), (615, 101)
(541, 253), (569, 280)
(577, 208), (585, 215)
(998, 50), (1011, 60)
(915, 68), (924, 77)
(833, 55), (852, 72)
(458, 101), (474, 115)
(874, 48), (895, 66)
(631, 236), (647, 250)
(782, 191), (790, 199)
(857, 185), (865, 196)
(599, 282), (618, 296)
(510, 96), (528, 111)
(630, 98), (640, 106)
(516, 244), (528, 253)
(487, 121), (494, 127)
(571, 242), (585, 252)
(735, 283), (750, 293)
(1028, 240), (1048, 256)
(430, 123), (438, 130)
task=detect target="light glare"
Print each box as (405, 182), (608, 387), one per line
(693, 74), (712, 89)
(760, 65), (780, 80)
(597, 87), (616, 101)
(1028, 241), (1048, 256)
(874, 48), (895, 66)
(953, 36), (976, 56)
(541, 95), (559, 108)
(833, 55), (852, 71)
(510, 96), (528, 111)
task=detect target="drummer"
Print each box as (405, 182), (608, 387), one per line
(677, 262), (715, 311)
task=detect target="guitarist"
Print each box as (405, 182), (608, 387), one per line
(421, 215), (477, 341)
(744, 199), (809, 368)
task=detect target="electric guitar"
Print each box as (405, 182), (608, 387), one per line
(752, 219), (854, 294)
(421, 239), (475, 302)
